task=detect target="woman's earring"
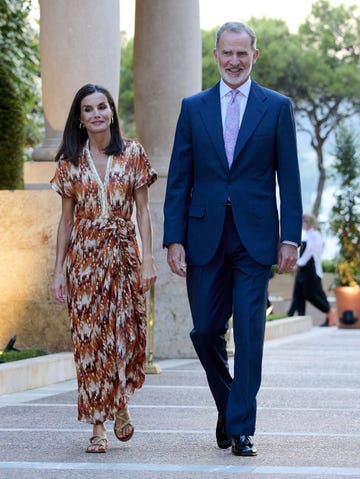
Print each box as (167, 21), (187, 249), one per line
(110, 116), (114, 124)
(79, 122), (83, 129)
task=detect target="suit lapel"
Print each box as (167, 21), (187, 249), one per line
(199, 84), (229, 172)
(232, 82), (267, 165)
(198, 81), (268, 171)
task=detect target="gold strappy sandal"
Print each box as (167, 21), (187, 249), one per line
(114, 405), (134, 442)
(86, 435), (108, 453)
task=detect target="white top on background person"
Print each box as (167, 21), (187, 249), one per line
(297, 215), (324, 278)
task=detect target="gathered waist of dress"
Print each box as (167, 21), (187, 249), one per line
(75, 216), (135, 235)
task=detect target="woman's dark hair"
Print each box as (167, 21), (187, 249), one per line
(55, 83), (124, 164)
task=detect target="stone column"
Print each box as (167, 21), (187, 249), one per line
(134, 0), (202, 357)
(32, 0), (120, 163)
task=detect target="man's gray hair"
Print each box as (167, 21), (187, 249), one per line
(215, 22), (257, 50)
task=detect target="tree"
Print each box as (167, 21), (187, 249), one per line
(118, 36), (136, 138)
(329, 124), (360, 286)
(249, 17), (295, 92)
(202, 27), (218, 91)
(0, 0), (41, 153)
(254, 2), (360, 218)
(0, 61), (25, 189)
(294, 0), (360, 218)
(251, 2), (360, 218)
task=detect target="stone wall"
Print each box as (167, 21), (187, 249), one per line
(0, 189), (71, 352)
(0, 180), (195, 358)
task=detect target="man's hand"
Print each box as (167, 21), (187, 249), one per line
(277, 243), (298, 274)
(167, 243), (187, 277)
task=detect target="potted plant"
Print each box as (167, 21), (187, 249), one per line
(329, 124), (360, 327)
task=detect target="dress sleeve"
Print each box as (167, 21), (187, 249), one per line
(134, 142), (157, 189)
(50, 160), (74, 199)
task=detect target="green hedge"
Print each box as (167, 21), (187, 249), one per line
(0, 61), (25, 189)
(321, 259), (336, 273)
(0, 349), (48, 363)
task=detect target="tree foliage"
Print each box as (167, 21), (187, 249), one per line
(293, 1), (360, 217)
(249, 17), (295, 93)
(329, 125), (360, 286)
(118, 37), (136, 138)
(202, 27), (218, 90)
(0, 61), (25, 189)
(251, 1), (360, 218)
(0, 0), (41, 151)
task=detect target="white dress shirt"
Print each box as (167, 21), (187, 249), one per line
(297, 227), (325, 278)
(219, 78), (251, 131)
(219, 78), (297, 249)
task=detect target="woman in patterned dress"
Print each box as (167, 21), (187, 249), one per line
(51, 84), (157, 453)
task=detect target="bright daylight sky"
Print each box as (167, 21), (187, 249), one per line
(120, 0), (355, 36)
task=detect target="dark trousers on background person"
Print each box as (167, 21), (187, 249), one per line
(186, 206), (271, 436)
(287, 258), (330, 316)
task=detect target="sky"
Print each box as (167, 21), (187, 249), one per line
(30, 0), (356, 38)
(119, 0), (355, 36)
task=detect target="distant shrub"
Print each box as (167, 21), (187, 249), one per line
(322, 259), (336, 273)
(0, 61), (25, 189)
(0, 349), (48, 363)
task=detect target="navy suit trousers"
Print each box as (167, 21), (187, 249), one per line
(187, 206), (271, 435)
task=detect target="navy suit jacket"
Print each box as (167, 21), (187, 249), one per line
(163, 80), (303, 266)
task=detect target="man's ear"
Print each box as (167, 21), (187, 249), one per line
(213, 48), (218, 63)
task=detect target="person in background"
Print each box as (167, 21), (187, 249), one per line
(287, 214), (335, 326)
(163, 22), (302, 457)
(51, 83), (157, 453)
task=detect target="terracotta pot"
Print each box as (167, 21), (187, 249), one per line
(334, 286), (360, 328)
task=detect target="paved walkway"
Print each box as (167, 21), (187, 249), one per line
(0, 326), (360, 479)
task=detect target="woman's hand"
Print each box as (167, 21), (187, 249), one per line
(140, 256), (157, 293)
(51, 271), (67, 303)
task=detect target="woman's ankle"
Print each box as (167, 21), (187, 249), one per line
(93, 423), (106, 436)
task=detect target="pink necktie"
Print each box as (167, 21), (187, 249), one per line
(224, 90), (240, 166)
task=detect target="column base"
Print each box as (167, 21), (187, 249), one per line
(32, 136), (61, 162)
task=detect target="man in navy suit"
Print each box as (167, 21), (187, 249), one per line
(163, 22), (302, 456)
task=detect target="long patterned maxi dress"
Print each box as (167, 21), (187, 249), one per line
(51, 139), (157, 424)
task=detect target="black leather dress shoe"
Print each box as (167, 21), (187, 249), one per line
(231, 435), (257, 456)
(216, 414), (231, 449)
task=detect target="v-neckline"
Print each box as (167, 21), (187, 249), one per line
(84, 140), (112, 188)
(84, 140), (113, 218)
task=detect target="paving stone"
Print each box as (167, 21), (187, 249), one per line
(0, 327), (359, 478)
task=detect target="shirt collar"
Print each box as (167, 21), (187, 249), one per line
(219, 78), (252, 99)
